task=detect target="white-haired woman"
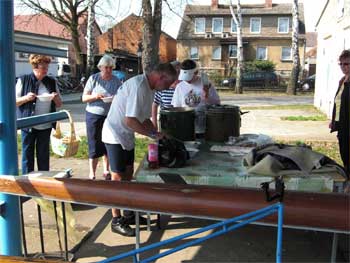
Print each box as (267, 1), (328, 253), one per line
(82, 54), (122, 180)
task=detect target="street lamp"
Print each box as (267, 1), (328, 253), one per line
(137, 43), (142, 74)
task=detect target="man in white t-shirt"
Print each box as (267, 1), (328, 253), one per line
(102, 63), (177, 237)
(171, 59), (220, 135)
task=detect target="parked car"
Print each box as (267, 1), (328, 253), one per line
(222, 71), (278, 88)
(298, 74), (315, 91)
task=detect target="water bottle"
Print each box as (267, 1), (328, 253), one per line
(148, 141), (159, 169)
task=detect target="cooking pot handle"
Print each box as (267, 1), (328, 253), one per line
(240, 110), (249, 115)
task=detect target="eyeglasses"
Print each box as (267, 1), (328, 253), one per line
(338, 62), (350, 66)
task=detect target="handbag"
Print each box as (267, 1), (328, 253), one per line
(51, 110), (80, 157)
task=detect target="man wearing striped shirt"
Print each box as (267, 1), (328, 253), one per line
(151, 61), (181, 130)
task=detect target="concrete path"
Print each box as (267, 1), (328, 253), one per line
(18, 92), (347, 263)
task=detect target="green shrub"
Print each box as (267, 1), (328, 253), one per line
(208, 70), (225, 86)
(244, 60), (276, 72)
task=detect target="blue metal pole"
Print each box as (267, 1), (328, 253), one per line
(0, 0), (22, 256)
(276, 203), (284, 263)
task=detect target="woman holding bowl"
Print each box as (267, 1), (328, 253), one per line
(82, 55), (122, 180)
(16, 54), (62, 174)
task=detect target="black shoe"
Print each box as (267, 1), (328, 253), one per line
(125, 215), (148, 225)
(111, 219), (135, 237)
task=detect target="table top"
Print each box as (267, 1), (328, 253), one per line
(135, 141), (343, 193)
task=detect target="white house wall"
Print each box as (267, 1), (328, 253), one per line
(315, 0), (350, 118)
(14, 32), (69, 77)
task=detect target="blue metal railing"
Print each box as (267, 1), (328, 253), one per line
(98, 203), (284, 263)
(16, 111), (70, 130)
(0, 0), (22, 256)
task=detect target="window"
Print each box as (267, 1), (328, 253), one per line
(250, 17), (261, 33)
(212, 18), (223, 33)
(278, 18), (289, 33)
(18, 52), (30, 60)
(190, 47), (199, 59)
(195, 18), (205, 34)
(229, 45), (237, 58)
(256, 46), (267, 60)
(231, 19), (237, 33)
(212, 46), (222, 60)
(281, 47), (292, 60)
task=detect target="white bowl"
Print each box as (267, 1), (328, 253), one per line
(101, 96), (113, 103)
(37, 94), (53, 102)
(184, 141), (201, 149)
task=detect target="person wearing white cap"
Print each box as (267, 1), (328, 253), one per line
(171, 59), (220, 136)
(171, 59), (220, 108)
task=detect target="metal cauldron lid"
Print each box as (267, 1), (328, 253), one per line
(160, 107), (195, 113)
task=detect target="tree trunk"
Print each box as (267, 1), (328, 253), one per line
(230, 1), (243, 94)
(18, 0), (99, 78)
(86, 0), (95, 77)
(287, 0), (300, 95)
(142, 0), (162, 73)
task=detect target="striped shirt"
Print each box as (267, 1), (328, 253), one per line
(154, 89), (175, 110)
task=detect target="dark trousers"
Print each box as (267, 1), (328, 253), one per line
(338, 132), (349, 177)
(21, 128), (52, 174)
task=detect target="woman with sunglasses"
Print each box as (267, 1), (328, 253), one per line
(330, 49), (350, 178)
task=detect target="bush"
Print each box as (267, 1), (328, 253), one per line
(207, 70), (225, 86)
(244, 60), (276, 72)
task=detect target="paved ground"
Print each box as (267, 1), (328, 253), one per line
(19, 92), (348, 263)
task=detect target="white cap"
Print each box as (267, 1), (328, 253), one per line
(178, 68), (197, 81)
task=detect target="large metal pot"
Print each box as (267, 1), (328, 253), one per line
(205, 104), (245, 142)
(160, 107), (195, 141)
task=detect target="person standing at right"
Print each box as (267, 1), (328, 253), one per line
(330, 49), (350, 178)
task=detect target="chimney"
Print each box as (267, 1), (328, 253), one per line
(211, 0), (218, 9)
(265, 0), (272, 8)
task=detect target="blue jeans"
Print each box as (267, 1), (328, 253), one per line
(21, 128), (52, 174)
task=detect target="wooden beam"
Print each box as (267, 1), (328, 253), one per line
(0, 255), (68, 262)
(0, 176), (348, 232)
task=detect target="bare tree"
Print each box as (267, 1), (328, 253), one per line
(141, 0), (162, 73)
(230, 0), (243, 94)
(18, 0), (99, 75)
(86, 0), (95, 76)
(287, 0), (300, 95)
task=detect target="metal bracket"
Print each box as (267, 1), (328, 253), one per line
(65, 168), (72, 178)
(261, 177), (285, 202)
(0, 201), (5, 216)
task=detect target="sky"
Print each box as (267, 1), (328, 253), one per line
(14, 0), (328, 38)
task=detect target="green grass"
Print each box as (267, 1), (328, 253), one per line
(280, 115), (327, 121)
(58, 136), (150, 163)
(17, 135), (150, 163)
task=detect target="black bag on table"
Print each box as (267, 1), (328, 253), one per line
(158, 138), (189, 168)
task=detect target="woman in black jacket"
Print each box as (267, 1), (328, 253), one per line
(330, 49), (350, 178)
(16, 54), (62, 174)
